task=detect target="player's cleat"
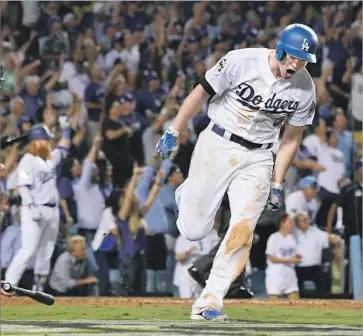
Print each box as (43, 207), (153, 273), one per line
(190, 309), (228, 321)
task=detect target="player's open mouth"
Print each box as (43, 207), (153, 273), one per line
(286, 69), (296, 75)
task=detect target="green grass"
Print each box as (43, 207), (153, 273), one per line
(1, 304), (361, 326)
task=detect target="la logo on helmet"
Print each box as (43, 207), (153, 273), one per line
(301, 39), (310, 51)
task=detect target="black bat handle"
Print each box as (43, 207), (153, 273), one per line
(2, 282), (55, 306)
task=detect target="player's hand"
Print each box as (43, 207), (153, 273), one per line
(266, 184), (282, 212)
(156, 126), (179, 159)
(29, 205), (41, 222)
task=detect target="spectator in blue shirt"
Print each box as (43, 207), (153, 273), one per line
(135, 70), (165, 119)
(20, 76), (47, 123)
(332, 113), (358, 177)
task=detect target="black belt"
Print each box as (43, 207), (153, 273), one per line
(42, 203), (56, 208)
(211, 123), (273, 150)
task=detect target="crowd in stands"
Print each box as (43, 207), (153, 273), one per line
(0, 1), (361, 298)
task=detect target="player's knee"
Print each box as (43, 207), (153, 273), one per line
(177, 218), (209, 241)
(225, 220), (253, 254)
(181, 229), (206, 241)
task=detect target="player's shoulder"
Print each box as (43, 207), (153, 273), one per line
(293, 68), (315, 93)
(227, 47), (269, 61)
(19, 153), (34, 163)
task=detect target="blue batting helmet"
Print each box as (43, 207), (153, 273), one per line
(28, 125), (54, 142)
(276, 24), (318, 63)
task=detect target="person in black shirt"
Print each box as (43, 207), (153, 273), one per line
(326, 158), (362, 294)
(327, 159), (363, 239)
(102, 97), (134, 189)
(119, 93), (148, 166)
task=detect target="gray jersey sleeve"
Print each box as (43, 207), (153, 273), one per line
(17, 154), (33, 187)
(287, 81), (316, 127)
(204, 50), (239, 96)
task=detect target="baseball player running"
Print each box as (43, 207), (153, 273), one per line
(157, 24), (318, 321)
(3, 124), (71, 294)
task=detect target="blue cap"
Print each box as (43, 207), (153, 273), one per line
(28, 126), (54, 142)
(48, 15), (61, 26)
(144, 70), (158, 81)
(299, 175), (317, 189)
(118, 92), (134, 104)
(276, 23), (318, 63)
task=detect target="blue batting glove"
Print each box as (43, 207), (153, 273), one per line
(156, 126), (179, 159)
(266, 183), (283, 212)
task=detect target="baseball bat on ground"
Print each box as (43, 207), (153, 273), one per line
(1, 282), (55, 306)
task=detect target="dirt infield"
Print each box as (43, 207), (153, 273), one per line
(1, 296), (361, 310)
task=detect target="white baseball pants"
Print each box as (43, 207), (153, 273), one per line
(5, 206), (59, 286)
(175, 125), (273, 313)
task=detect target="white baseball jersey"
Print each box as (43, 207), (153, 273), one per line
(16, 149), (65, 205)
(293, 226), (329, 267)
(316, 144), (345, 194)
(285, 189), (319, 222)
(265, 231), (299, 295)
(302, 134), (321, 157)
(204, 48), (316, 144)
(266, 232), (297, 270)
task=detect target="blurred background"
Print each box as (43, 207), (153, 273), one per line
(0, 1), (362, 300)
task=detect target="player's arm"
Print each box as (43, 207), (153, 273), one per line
(170, 85), (210, 132)
(17, 155), (34, 205)
(157, 51), (238, 158)
(172, 52), (236, 132)
(267, 83), (316, 211)
(273, 124), (304, 185)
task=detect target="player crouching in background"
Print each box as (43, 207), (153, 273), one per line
(265, 213), (301, 300)
(1, 123), (71, 296)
